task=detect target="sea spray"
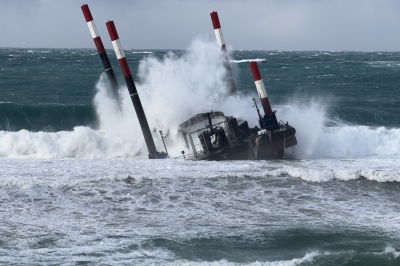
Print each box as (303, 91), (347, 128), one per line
(277, 100), (326, 159)
(1, 45), (400, 159)
(94, 39), (259, 156)
(278, 99), (400, 159)
(136, 39), (229, 125)
(93, 73), (145, 155)
(93, 39), (223, 156)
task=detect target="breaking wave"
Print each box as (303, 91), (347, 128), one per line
(0, 39), (399, 161)
(169, 247), (400, 265)
(170, 251), (319, 265)
(131, 51), (153, 54)
(280, 163), (400, 182)
(230, 58), (266, 63)
(277, 102), (400, 159)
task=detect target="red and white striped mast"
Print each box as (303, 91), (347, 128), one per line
(210, 11), (237, 95)
(105, 20), (161, 159)
(249, 61), (273, 116)
(81, 4), (122, 110)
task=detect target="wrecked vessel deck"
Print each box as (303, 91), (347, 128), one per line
(179, 111), (297, 161)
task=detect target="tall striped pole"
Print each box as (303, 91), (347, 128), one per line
(105, 20), (159, 159)
(210, 11), (237, 95)
(249, 61), (273, 116)
(81, 4), (122, 110)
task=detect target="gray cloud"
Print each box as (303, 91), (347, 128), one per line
(1, 0), (400, 51)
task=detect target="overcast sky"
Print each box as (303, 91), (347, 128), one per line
(1, 0), (400, 51)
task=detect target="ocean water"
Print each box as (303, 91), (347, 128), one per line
(0, 42), (399, 265)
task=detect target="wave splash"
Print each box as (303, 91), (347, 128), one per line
(0, 39), (399, 159)
(171, 251), (319, 265)
(278, 102), (400, 159)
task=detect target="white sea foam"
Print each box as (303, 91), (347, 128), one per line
(367, 61), (400, 68)
(1, 155), (398, 194)
(1, 156), (399, 264)
(378, 246), (400, 258)
(230, 58), (266, 63)
(132, 51), (153, 54)
(280, 163), (400, 183)
(0, 127), (140, 158)
(169, 251), (319, 265)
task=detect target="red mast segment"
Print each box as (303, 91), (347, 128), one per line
(210, 11), (237, 95)
(106, 20), (159, 159)
(81, 4), (122, 109)
(249, 61), (273, 116)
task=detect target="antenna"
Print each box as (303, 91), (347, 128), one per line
(159, 131), (169, 157)
(252, 98), (262, 120)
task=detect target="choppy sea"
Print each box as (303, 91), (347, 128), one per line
(0, 42), (399, 265)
